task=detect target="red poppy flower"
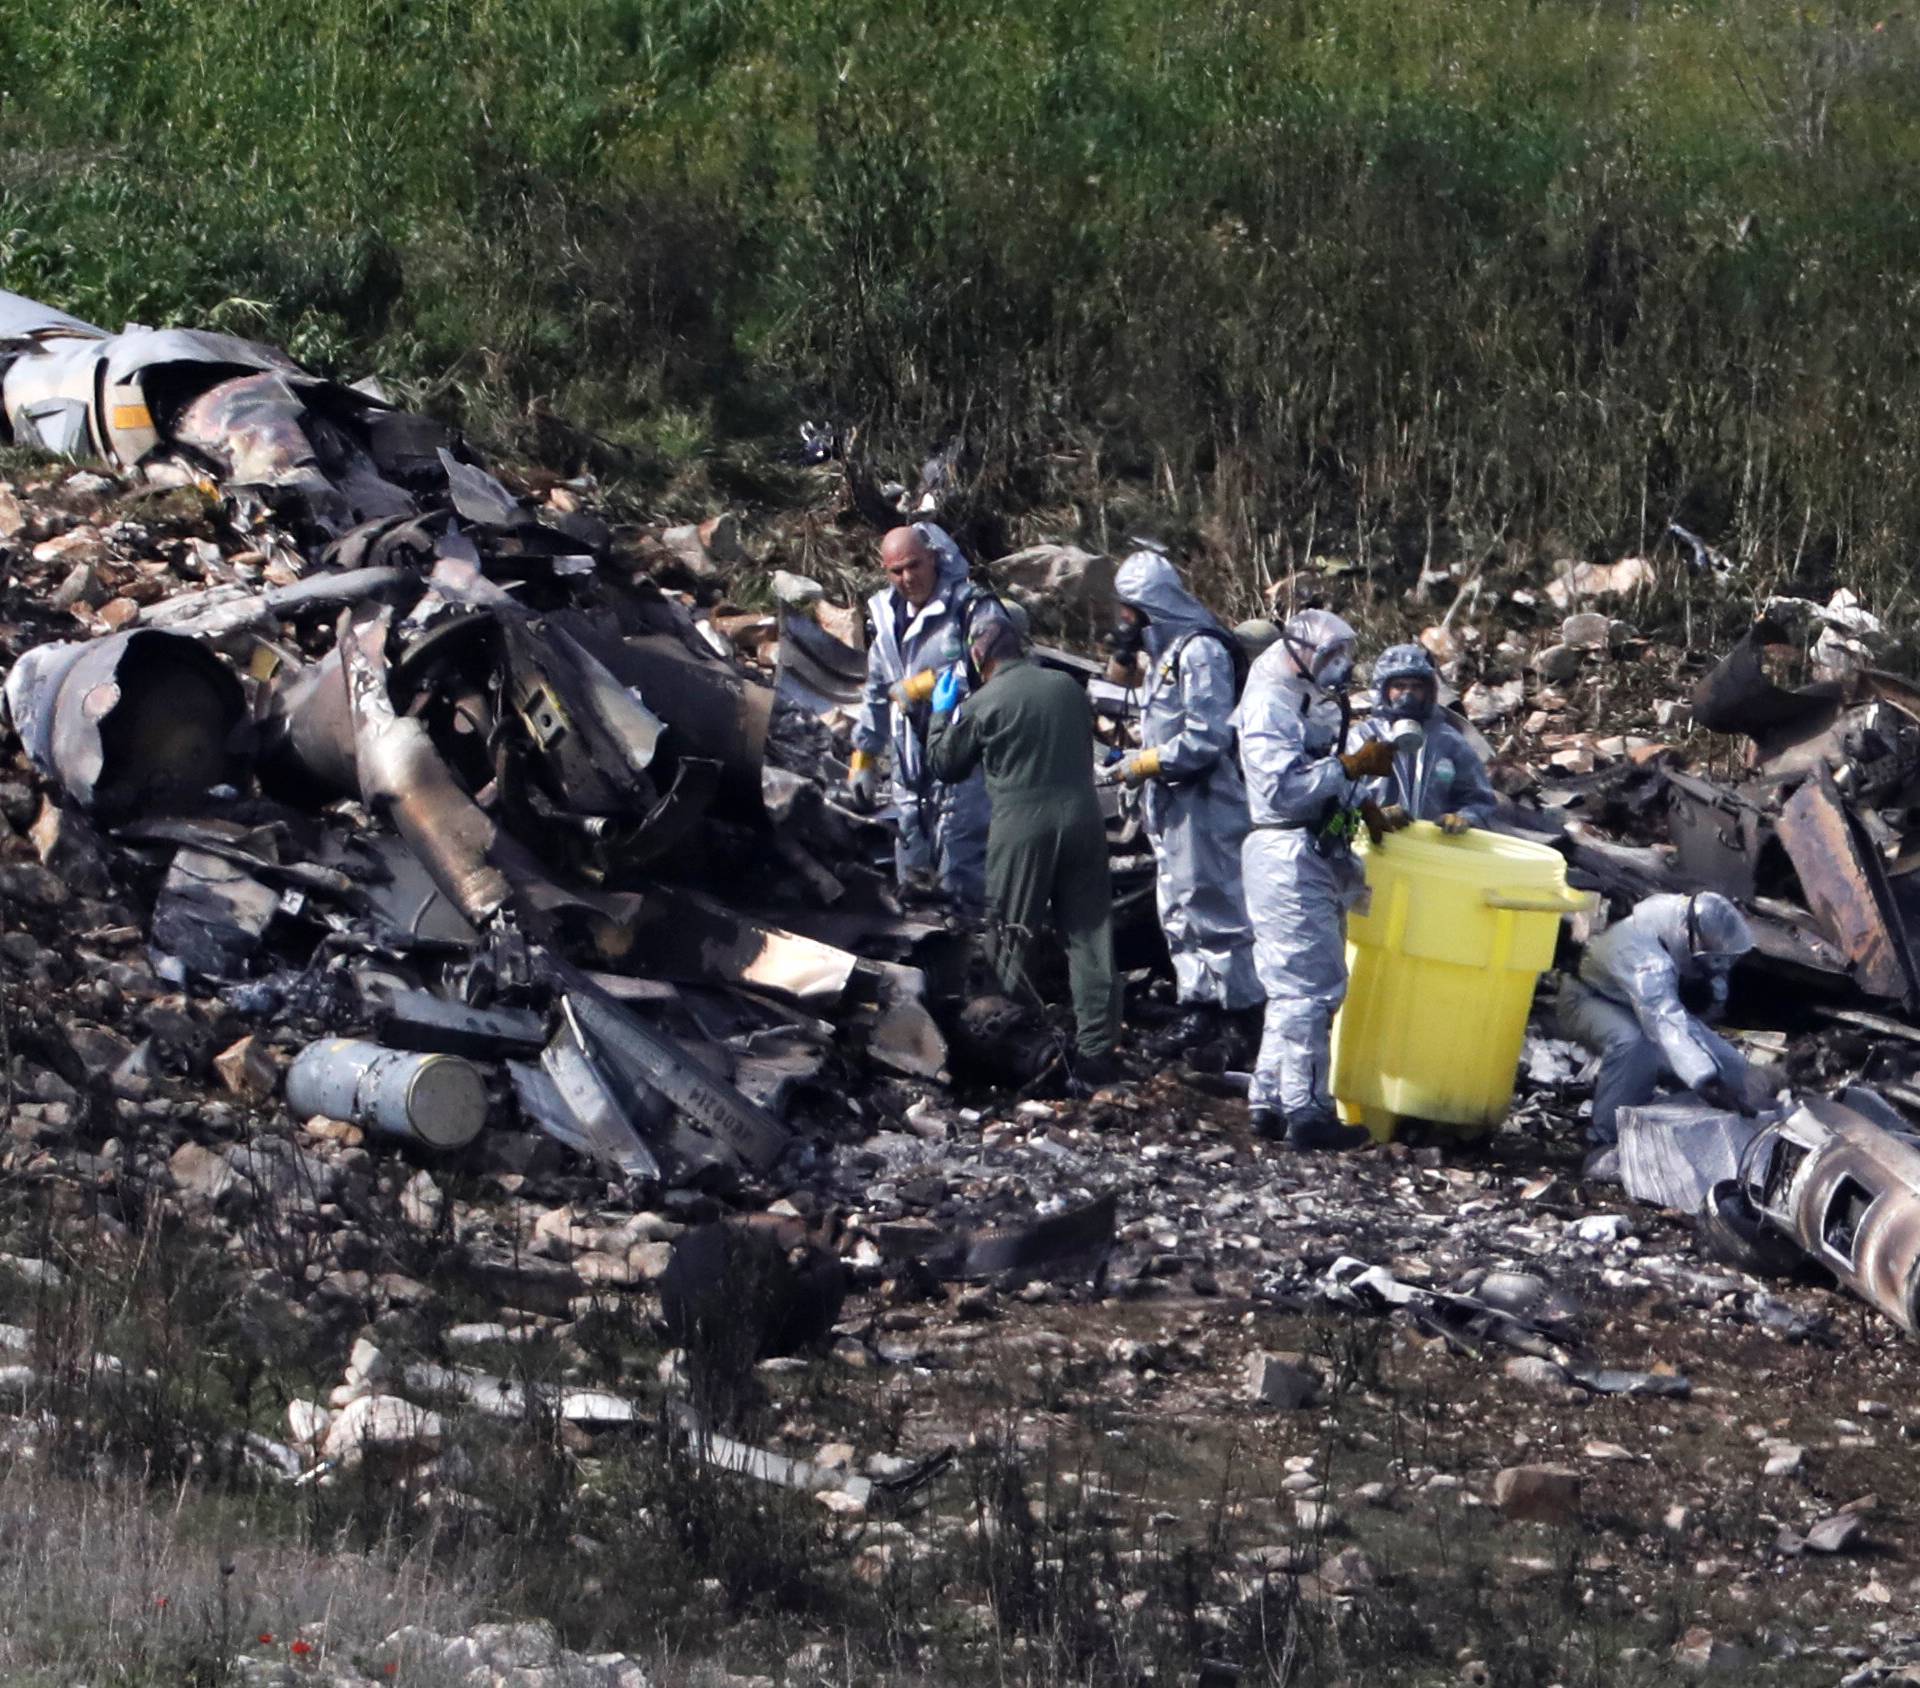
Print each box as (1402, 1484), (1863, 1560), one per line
(290, 1640), (313, 1657)
(257, 1634), (275, 1645)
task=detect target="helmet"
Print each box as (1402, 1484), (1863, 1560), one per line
(1373, 643), (1438, 721)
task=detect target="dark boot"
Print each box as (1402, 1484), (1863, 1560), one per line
(1285, 1108), (1371, 1152)
(1249, 1105), (1287, 1141)
(1066, 1050), (1122, 1098)
(1144, 1008), (1220, 1060)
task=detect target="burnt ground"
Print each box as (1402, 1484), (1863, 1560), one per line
(0, 453), (1915, 1685)
(719, 1072), (1920, 1686)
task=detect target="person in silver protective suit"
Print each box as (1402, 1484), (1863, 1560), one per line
(848, 522), (1011, 914)
(1105, 549), (1262, 1055)
(1235, 609), (1400, 1150)
(1558, 890), (1766, 1143)
(1349, 643), (1499, 832)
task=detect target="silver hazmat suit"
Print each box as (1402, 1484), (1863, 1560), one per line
(1557, 891), (1760, 1142)
(1113, 551), (1261, 1011)
(1235, 610), (1364, 1119)
(853, 522), (1008, 912)
(1350, 643), (1499, 825)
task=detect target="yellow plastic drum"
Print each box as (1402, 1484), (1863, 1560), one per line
(1330, 821), (1592, 1142)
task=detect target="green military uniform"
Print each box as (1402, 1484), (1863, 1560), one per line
(926, 657), (1121, 1057)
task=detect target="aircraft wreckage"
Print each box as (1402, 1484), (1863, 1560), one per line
(0, 287), (1114, 1214)
(20, 286), (1920, 1343)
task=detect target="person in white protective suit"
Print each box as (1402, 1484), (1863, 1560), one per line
(848, 522), (1012, 914)
(1235, 609), (1401, 1150)
(1105, 549), (1263, 1055)
(1349, 643), (1499, 831)
(1558, 890), (1765, 1143)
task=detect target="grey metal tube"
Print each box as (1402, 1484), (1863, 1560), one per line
(286, 1038), (487, 1149)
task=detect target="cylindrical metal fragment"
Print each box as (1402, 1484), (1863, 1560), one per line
(286, 1039), (486, 1149)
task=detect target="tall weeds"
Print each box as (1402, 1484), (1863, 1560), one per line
(4, 0), (1920, 591)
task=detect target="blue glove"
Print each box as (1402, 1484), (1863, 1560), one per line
(930, 665), (966, 716)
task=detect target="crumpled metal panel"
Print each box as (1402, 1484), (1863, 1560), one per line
(0, 288), (105, 342)
(169, 372), (416, 532)
(1777, 764), (1919, 1005)
(149, 847), (281, 982)
(555, 615), (772, 817)
(1, 335), (104, 456)
(1617, 1099), (1761, 1213)
(523, 1017), (666, 1184)
(887, 1190), (1119, 1282)
(560, 982), (793, 1174)
(1663, 769), (1766, 902)
(137, 565), (413, 644)
(1692, 617), (1847, 759)
(436, 446), (525, 528)
(775, 611), (866, 714)
(1693, 617), (1920, 802)
(98, 324), (298, 389)
(619, 887), (859, 1007)
(169, 372), (317, 488)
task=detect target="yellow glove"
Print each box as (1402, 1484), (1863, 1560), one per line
(847, 749), (880, 812)
(1120, 747), (1163, 786)
(1440, 811), (1471, 836)
(889, 670), (938, 710)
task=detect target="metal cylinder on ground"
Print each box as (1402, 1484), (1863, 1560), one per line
(286, 1038), (487, 1149)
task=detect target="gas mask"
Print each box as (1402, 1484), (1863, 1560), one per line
(1381, 679), (1437, 722)
(1681, 955), (1735, 1018)
(1105, 617), (1146, 662)
(1312, 647), (1356, 691)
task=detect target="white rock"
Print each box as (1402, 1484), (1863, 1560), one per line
(399, 1169), (444, 1230)
(1571, 1213), (1629, 1244)
(286, 1399), (331, 1450)
(319, 1394), (445, 1465)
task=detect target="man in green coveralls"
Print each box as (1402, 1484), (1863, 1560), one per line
(926, 618), (1121, 1090)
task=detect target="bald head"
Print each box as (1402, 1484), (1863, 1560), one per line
(879, 525), (938, 608)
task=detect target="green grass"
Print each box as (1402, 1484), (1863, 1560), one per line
(6, 0), (1920, 594)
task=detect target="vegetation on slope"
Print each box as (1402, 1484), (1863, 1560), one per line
(4, 0), (1920, 588)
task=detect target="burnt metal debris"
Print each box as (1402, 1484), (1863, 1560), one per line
(0, 286), (1160, 1265)
(1547, 610), (1920, 1010)
(1706, 1093), (1920, 1334)
(22, 283), (1920, 1356)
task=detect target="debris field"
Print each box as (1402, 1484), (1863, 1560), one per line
(11, 288), (1920, 1684)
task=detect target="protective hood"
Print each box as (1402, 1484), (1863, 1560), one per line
(1280, 608), (1359, 688)
(1645, 891), (1754, 973)
(1372, 642), (1439, 721)
(1114, 550), (1219, 657)
(913, 520), (971, 588)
